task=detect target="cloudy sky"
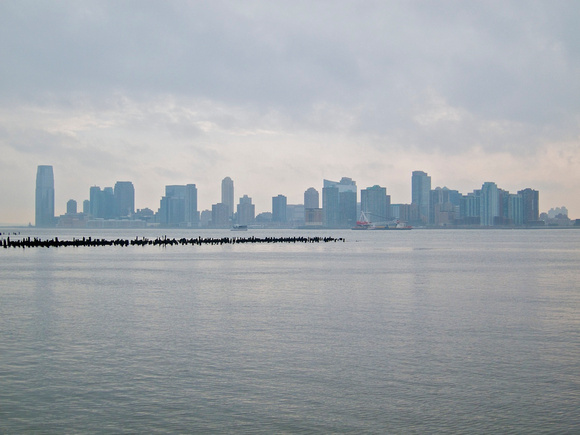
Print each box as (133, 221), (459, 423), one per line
(1, 0), (579, 223)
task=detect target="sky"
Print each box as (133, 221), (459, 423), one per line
(1, 0), (579, 224)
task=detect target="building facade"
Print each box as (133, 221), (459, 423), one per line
(221, 177), (234, 218)
(272, 194), (287, 223)
(412, 170), (431, 225)
(35, 165), (55, 227)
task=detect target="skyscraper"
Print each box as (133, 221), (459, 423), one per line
(412, 171), (431, 225)
(518, 188), (539, 224)
(114, 181), (135, 217)
(480, 182), (499, 226)
(159, 185), (186, 226)
(66, 199), (77, 215)
(361, 185), (389, 222)
(35, 165), (55, 227)
(184, 184), (199, 227)
(237, 195), (255, 225)
(221, 177), (234, 218)
(304, 188), (319, 209)
(304, 187), (322, 226)
(322, 178), (357, 228)
(272, 194), (287, 223)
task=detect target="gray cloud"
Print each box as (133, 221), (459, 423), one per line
(1, 0), (579, 221)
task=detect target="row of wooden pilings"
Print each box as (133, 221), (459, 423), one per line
(2, 235), (345, 249)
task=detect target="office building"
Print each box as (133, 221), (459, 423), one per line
(304, 187), (322, 226)
(480, 182), (499, 226)
(361, 185), (390, 223)
(221, 177), (234, 218)
(304, 188), (319, 209)
(272, 194), (287, 223)
(518, 188), (539, 224)
(323, 177), (357, 228)
(211, 203), (230, 228)
(184, 184), (199, 227)
(66, 199), (77, 215)
(237, 195), (255, 225)
(412, 171), (431, 225)
(35, 165), (55, 227)
(159, 185), (186, 226)
(114, 181), (135, 217)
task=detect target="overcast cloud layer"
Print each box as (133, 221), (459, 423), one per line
(1, 0), (579, 223)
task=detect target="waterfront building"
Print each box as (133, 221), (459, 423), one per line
(221, 177), (234, 218)
(184, 184), (199, 227)
(89, 186), (103, 218)
(272, 194), (287, 223)
(159, 185), (186, 226)
(200, 209), (212, 227)
(323, 178), (357, 228)
(211, 203), (230, 228)
(361, 185), (390, 223)
(480, 182), (499, 226)
(287, 204), (305, 227)
(508, 193), (524, 226)
(430, 187), (460, 225)
(237, 195), (255, 225)
(304, 187), (322, 226)
(83, 200), (90, 214)
(322, 184), (339, 227)
(412, 171), (431, 225)
(518, 188), (539, 224)
(66, 199), (77, 215)
(114, 181), (135, 217)
(35, 165), (55, 227)
(304, 188), (319, 209)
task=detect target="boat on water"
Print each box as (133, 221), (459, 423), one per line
(352, 211), (412, 230)
(231, 224), (248, 231)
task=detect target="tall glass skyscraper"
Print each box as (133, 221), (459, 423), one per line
(221, 177), (234, 218)
(35, 165), (55, 227)
(412, 171), (431, 225)
(114, 181), (135, 217)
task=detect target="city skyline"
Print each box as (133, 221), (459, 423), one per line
(1, 2), (580, 224)
(28, 164), (559, 229)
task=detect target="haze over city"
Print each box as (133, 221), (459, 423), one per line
(1, 1), (579, 224)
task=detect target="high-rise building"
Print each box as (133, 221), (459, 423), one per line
(211, 202), (230, 228)
(184, 184), (199, 227)
(159, 185), (186, 226)
(221, 177), (234, 218)
(304, 187), (322, 226)
(89, 186), (102, 218)
(412, 171), (431, 225)
(430, 187), (460, 225)
(508, 193), (524, 226)
(66, 199), (77, 215)
(114, 181), (135, 217)
(322, 184), (340, 227)
(518, 188), (539, 224)
(361, 185), (389, 223)
(102, 187), (115, 219)
(83, 200), (90, 214)
(460, 190), (481, 225)
(304, 188), (319, 209)
(480, 182), (499, 226)
(35, 165), (55, 227)
(237, 195), (255, 225)
(272, 194), (287, 223)
(322, 177), (357, 228)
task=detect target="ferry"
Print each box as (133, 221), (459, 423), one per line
(231, 224), (248, 231)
